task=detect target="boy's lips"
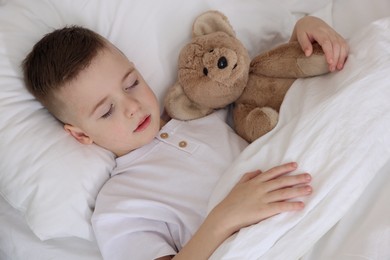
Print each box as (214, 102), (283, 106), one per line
(134, 115), (151, 132)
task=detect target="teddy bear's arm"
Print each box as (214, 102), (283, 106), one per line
(250, 42), (328, 78)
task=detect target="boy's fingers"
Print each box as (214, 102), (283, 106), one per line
(263, 173), (312, 192)
(331, 43), (342, 71)
(297, 34), (313, 56)
(256, 162), (298, 182)
(319, 40), (334, 68)
(266, 185), (312, 203)
(239, 170), (262, 183)
(266, 201), (306, 217)
(337, 45), (349, 70)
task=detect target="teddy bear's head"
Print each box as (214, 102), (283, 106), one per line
(178, 29), (250, 108)
(164, 11), (250, 120)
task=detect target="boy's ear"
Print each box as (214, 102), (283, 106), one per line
(64, 124), (93, 145)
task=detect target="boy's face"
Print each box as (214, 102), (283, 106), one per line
(58, 45), (161, 157)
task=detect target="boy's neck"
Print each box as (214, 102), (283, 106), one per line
(160, 110), (171, 129)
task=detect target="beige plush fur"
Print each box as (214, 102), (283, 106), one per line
(164, 10), (329, 142)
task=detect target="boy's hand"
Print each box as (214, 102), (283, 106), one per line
(173, 162), (312, 260)
(290, 16), (349, 72)
(211, 162), (312, 237)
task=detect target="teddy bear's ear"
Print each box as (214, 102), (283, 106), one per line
(192, 10), (236, 38)
(164, 82), (213, 121)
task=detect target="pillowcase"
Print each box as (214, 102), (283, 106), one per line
(0, 0), (295, 240)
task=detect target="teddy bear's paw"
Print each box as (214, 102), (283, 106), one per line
(297, 55), (329, 76)
(234, 104), (279, 142)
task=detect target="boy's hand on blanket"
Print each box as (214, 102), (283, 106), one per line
(212, 162), (312, 238)
(290, 16), (349, 72)
(171, 163), (311, 260)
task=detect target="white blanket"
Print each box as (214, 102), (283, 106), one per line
(208, 17), (390, 259)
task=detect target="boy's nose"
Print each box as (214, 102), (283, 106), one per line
(124, 98), (140, 118)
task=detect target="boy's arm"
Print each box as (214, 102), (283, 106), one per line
(157, 162), (312, 260)
(290, 16), (349, 72)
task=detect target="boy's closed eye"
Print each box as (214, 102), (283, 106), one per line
(124, 79), (139, 91)
(101, 104), (114, 119)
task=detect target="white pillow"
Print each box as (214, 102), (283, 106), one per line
(275, 0), (332, 14)
(0, 0), (295, 240)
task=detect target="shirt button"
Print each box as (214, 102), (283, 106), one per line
(160, 132), (169, 139)
(178, 141), (187, 148)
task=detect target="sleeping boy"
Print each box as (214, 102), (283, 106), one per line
(22, 15), (348, 260)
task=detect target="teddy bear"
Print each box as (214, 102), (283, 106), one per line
(164, 10), (329, 142)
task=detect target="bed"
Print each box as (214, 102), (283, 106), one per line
(1, 0), (389, 259)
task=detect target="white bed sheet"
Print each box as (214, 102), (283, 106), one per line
(1, 0), (390, 260)
(302, 160), (390, 260)
(208, 16), (390, 259)
(301, 1), (390, 259)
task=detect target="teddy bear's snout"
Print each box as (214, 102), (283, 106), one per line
(203, 56), (230, 76)
(202, 48), (238, 78)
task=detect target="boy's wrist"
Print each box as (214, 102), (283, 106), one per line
(174, 209), (232, 259)
(205, 206), (237, 240)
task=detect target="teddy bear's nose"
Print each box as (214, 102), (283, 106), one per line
(217, 56), (228, 69)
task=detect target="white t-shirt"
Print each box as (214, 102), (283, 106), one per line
(92, 110), (248, 260)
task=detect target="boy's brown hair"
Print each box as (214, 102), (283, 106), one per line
(22, 26), (107, 122)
